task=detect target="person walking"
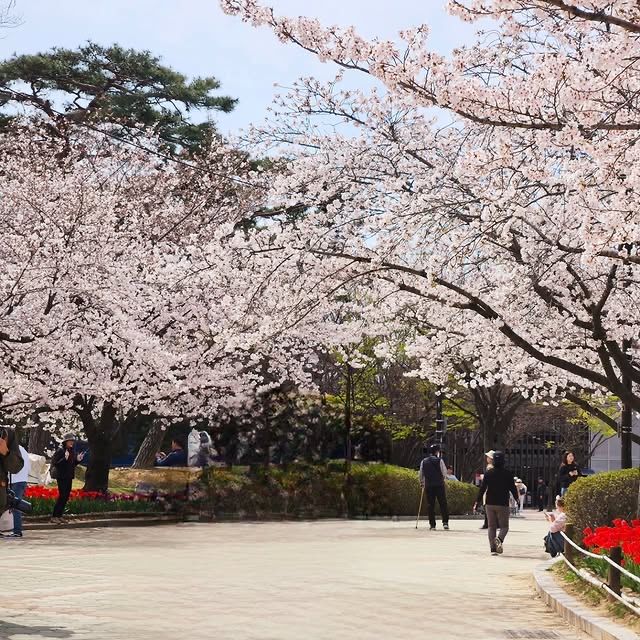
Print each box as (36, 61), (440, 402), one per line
(50, 434), (84, 524)
(536, 477), (547, 511)
(419, 444), (449, 531)
(9, 443), (30, 537)
(515, 478), (527, 513)
(558, 450), (582, 496)
(479, 450), (494, 529)
(474, 451), (519, 555)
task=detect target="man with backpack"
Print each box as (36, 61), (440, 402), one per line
(419, 444), (449, 531)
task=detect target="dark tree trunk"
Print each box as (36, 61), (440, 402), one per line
(28, 422), (50, 456)
(79, 399), (117, 492)
(84, 431), (114, 492)
(474, 384), (525, 456)
(132, 421), (165, 469)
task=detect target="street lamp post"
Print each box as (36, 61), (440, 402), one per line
(435, 391), (446, 446)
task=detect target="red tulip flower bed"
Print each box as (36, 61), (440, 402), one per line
(24, 486), (163, 516)
(582, 519), (640, 593)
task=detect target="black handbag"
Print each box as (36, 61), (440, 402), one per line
(544, 531), (564, 557)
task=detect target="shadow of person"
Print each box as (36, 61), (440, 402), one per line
(0, 620), (74, 638)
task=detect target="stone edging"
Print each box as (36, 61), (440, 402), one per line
(25, 514), (179, 530)
(533, 558), (638, 640)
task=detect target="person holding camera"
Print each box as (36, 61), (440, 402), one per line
(558, 451), (582, 497)
(8, 444), (30, 537)
(543, 497), (567, 557)
(50, 434), (84, 524)
(0, 428), (25, 518)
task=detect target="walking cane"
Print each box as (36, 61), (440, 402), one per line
(415, 486), (425, 529)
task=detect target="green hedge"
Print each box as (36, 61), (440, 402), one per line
(564, 469), (640, 539)
(199, 462), (477, 518)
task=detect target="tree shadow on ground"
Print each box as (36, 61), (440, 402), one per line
(0, 620), (74, 639)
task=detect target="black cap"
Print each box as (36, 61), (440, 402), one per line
(429, 444), (441, 455)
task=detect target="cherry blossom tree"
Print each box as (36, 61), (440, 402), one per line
(0, 122), (329, 489)
(220, 0), (640, 466)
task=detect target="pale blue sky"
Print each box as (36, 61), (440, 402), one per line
(2, 1), (476, 134)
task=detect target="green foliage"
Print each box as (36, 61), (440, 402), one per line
(0, 42), (236, 152)
(564, 394), (619, 437)
(443, 395), (478, 432)
(27, 497), (161, 517)
(564, 468), (639, 538)
(199, 462), (477, 518)
(330, 338), (435, 450)
(580, 556), (640, 594)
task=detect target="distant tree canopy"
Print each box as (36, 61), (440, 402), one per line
(0, 42), (236, 152)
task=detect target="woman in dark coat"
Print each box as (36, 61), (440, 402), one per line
(50, 433), (84, 523)
(474, 451), (519, 555)
(558, 450), (582, 496)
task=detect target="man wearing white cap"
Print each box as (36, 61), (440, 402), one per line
(515, 478), (527, 513)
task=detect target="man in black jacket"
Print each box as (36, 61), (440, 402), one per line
(0, 428), (25, 511)
(419, 444), (449, 531)
(473, 451), (518, 555)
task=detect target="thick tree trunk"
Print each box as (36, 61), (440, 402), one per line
(28, 423), (50, 456)
(83, 401), (117, 492)
(132, 422), (165, 469)
(474, 384), (525, 454)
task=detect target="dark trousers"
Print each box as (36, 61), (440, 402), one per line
(426, 485), (449, 527)
(53, 477), (72, 517)
(10, 481), (27, 534)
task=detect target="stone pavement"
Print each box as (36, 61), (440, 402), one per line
(1, 513), (589, 640)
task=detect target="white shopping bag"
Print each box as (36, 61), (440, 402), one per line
(28, 453), (49, 485)
(187, 428), (200, 467)
(0, 509), (13, 535)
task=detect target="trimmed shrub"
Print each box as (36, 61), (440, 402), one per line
(348, 464), (476, 516)
(564, 469), (640, 540)
(199, 462), (476, 518)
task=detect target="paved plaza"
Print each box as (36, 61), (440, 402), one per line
(2, 514), (587, 640)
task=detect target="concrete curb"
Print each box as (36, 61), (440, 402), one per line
(533, 558), (638, 640)
(24, 514), (179, 530)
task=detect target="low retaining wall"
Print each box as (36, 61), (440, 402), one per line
(533, 558), (637, 640)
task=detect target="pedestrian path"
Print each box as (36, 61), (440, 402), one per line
(1, 514), (588, 639)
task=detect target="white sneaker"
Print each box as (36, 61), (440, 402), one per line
(494, 537), (503, 554)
